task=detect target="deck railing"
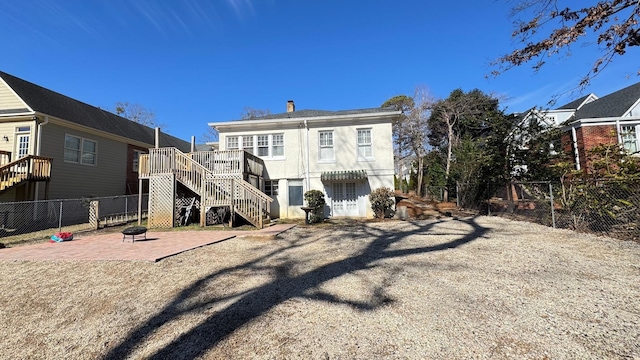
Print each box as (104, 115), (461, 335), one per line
(141, 149), (265, 179)
(140, 148), (271, 228)
(189, 150), (265, 178)
(0, 156), (52, 192)
(203, 177), (272, 228)
(0, 151), (11, 166)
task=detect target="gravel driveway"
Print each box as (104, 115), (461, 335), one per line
(0, 216), (638, 359)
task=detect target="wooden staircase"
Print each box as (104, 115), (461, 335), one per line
(140, 148), (272, 228)
(0, 155), (52, 193)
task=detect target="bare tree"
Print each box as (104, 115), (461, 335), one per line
(493, 0), (640, 87)
(114, 102), (163, 128)
(382, 94), (415, 189)
(407, 88), (434, 196)
(429, 89), (503, 201)
(201, 107), (271, 144)
(383, 88), (434, 196)
(240, 107), (271, 119)
(201, 127), (219, 143)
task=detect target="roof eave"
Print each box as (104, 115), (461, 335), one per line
(561, 115), (640, 130)
(209, 110), (401, 131)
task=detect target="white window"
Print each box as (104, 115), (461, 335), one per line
(319, 131), (334, 161)
(226, 136), (239, 150)
(543, 114), (557, 125)
(64, 134), (97, 165)
(132, 150), (145, 173)
(621, 125), (638, 153)
(272, 133), (284, 156)
(357, 129), (373, 159)
(242, 136), (254, 154)
(257, 135), (269, 156)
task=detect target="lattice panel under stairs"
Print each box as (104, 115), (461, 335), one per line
(148, 174), (175, 228)
(175, 196), (201, 226)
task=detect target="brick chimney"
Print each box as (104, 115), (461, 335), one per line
(287, 100), (295, 113)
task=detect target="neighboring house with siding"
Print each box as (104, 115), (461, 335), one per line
(210, 101), (400, 219)
(561, 82), (640, 170)
(0, 71), (190, 202)
(507, 94), (597, 176)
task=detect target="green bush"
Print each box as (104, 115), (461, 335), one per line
(369, 187), (395, 219)
(304, 190), (326, 223)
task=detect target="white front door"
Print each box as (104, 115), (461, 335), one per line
(16, 134), (29, 160)
(331, 182), (358, 216)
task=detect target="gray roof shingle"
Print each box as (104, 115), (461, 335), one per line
(237, 107), (396, 121)
(556, 94), (592, 110)
(0, 71), (191, 152)
(574, 82), (640, 120)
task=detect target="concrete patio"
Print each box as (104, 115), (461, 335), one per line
(0, 224), (296, 262)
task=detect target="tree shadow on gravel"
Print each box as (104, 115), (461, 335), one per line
(102, 216), (488, 360)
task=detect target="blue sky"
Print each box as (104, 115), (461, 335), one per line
(1, 0), (638, 142)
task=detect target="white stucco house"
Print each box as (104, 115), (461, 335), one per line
(209, 101), (400, 219)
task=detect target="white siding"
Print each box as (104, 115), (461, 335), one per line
(628, 101), (640, 117)
(0, 79), (30, 113)
(0, 120), (36, 157)
(219, 117), (395, 218)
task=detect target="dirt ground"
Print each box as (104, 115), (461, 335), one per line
(0, 216), (638, 359)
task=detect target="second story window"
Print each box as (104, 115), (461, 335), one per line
(257, 135), (269, 156)
(242, 136), (254, 154)
(357, 129), (373, 160)
(272, 133), (284, 156)
(227, 136), (239, 150)
(319, 131), (334, 161)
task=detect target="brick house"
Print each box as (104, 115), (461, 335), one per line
(561, 82), (640, 170)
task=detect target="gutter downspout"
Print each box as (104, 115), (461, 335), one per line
(615, 119), (622, 146)
(34, 116), (49, 201)
(571, 126), (581, 171)
(304, 119), (310, 191)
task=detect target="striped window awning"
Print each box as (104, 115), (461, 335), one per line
(320, 170), (367, 182)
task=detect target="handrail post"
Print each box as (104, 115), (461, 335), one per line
(229, 178), (234, 227)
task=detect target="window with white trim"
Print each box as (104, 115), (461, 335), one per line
(621, 125), (638, 153)
(543, 114), (557, 125)
(64, 134), (97, 165)
(357, 128), (373, 159)
(318, 131), (334, 161)
(242, 136), (254, 154)
(226, 136), (239, 150)
(272, 133), (284, 156)
(257, 135), (269, 156)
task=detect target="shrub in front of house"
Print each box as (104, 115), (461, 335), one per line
(369, 187), (395, 219)
(304, 190), (326, 223)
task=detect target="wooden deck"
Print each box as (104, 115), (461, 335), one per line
(0, 155), (52, 192)
(139, 148), (272, 229)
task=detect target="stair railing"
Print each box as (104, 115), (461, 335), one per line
(0, 156), (52, 191)
(146, 148), (272, 228)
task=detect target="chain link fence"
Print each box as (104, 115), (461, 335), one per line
(0, 194), (148, 245)
(457, 180), (640, 242)
(423, 186), (446, 202)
